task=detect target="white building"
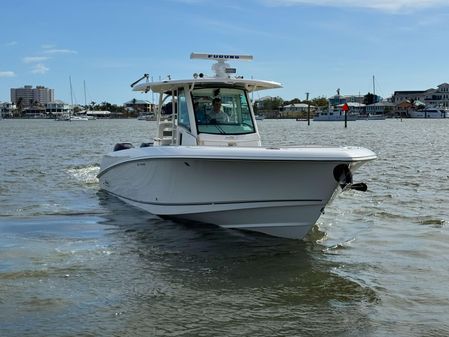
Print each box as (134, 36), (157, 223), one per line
(282, 103), (316, 113)
(391, 83), (449, 108)
(46, 100), (71, 115)
(254, 96), (283, 109)
(11, 85), (54, 108)
(365, 101), (395, 115)
(423, 83), (449, 108)
(329, 94), (370, 106)
(0, 102), (15, 118)
(124, 99), (157, 113)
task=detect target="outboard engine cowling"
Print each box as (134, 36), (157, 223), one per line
(333, 164), (368, 192)
(333, 164), (352, 189)
(113, 143), (134, 151)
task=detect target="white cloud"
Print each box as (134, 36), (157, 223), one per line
(43, 48), (77, 54)
(0, 71), (15, 77)
(31, 64), (49, 74)
(23, 56), (51, 64)
(262, 0), (449, 12)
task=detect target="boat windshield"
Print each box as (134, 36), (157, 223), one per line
(192, 87), (255, 135)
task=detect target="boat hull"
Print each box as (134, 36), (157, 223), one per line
(98, 146), (376, 239)
(408, 110), (447, 118)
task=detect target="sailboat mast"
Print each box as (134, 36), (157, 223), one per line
(69, 76), (74, 107)
(373, 75), (376, 103)
(83, 80), (87, 107)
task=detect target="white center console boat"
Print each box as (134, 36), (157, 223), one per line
(97, 53), (377, 239)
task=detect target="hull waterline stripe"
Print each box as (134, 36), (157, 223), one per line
(104, 190), (322, 207)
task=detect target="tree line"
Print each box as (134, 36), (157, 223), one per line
(255, 92), (379, 112)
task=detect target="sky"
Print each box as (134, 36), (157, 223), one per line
(1, 0), (449, 105)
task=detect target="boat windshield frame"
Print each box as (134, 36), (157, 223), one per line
(191, 87), (256, 135)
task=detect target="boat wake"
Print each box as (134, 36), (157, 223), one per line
(66, 164), (99, 186)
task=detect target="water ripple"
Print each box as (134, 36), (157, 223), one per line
(2, 119), (449, 336)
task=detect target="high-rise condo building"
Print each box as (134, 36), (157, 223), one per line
(10, 85), (54, 107)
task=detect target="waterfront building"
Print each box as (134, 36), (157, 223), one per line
(394, 100), (417, 117)
(392, 90), (427, 105)
(345, 95), (366, 104)
(366, 101), (395, 116)
(46, 100), (71, 116)
(124, 99), (157, 113)
(328, 94), (347, 106)
(423, 83), (449, 108)
(254, 96), (283, 109)
(11, 85), (54, 108)
(0, 102), (15, 118)
(338, 102), (366, 115)
(329, 94), (381, 106)
(392, 83), (449, 109)
(283, 103), (316, 113)
(281, 103), (316, 118)
(22, 107), (46, 118)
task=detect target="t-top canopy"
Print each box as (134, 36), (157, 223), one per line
(133, 78), (282, 93)
(132, 52), (282, 93)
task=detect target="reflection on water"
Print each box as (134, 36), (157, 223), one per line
(99, 193), (378, 336)
(0, 192), (377, 337)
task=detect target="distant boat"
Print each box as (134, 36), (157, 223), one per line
(84, 113), (97, 120)
(55, 77), (90, 121)
(55, 113), (70, 121)
(77, 110), (97, 120)
(359, 76), (386, 120)
(137, 113), (156, 121)
(408, 108), (447, 119)
(80, 81), (97, 119)
(357, 113), (385, 121)
(70, 115), (89, 121)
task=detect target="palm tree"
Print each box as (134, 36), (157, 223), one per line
(15, 97), (23, 118)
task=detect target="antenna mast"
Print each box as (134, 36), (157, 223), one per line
(190, 53), (253, 78)
(69, 76), (74, 107)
